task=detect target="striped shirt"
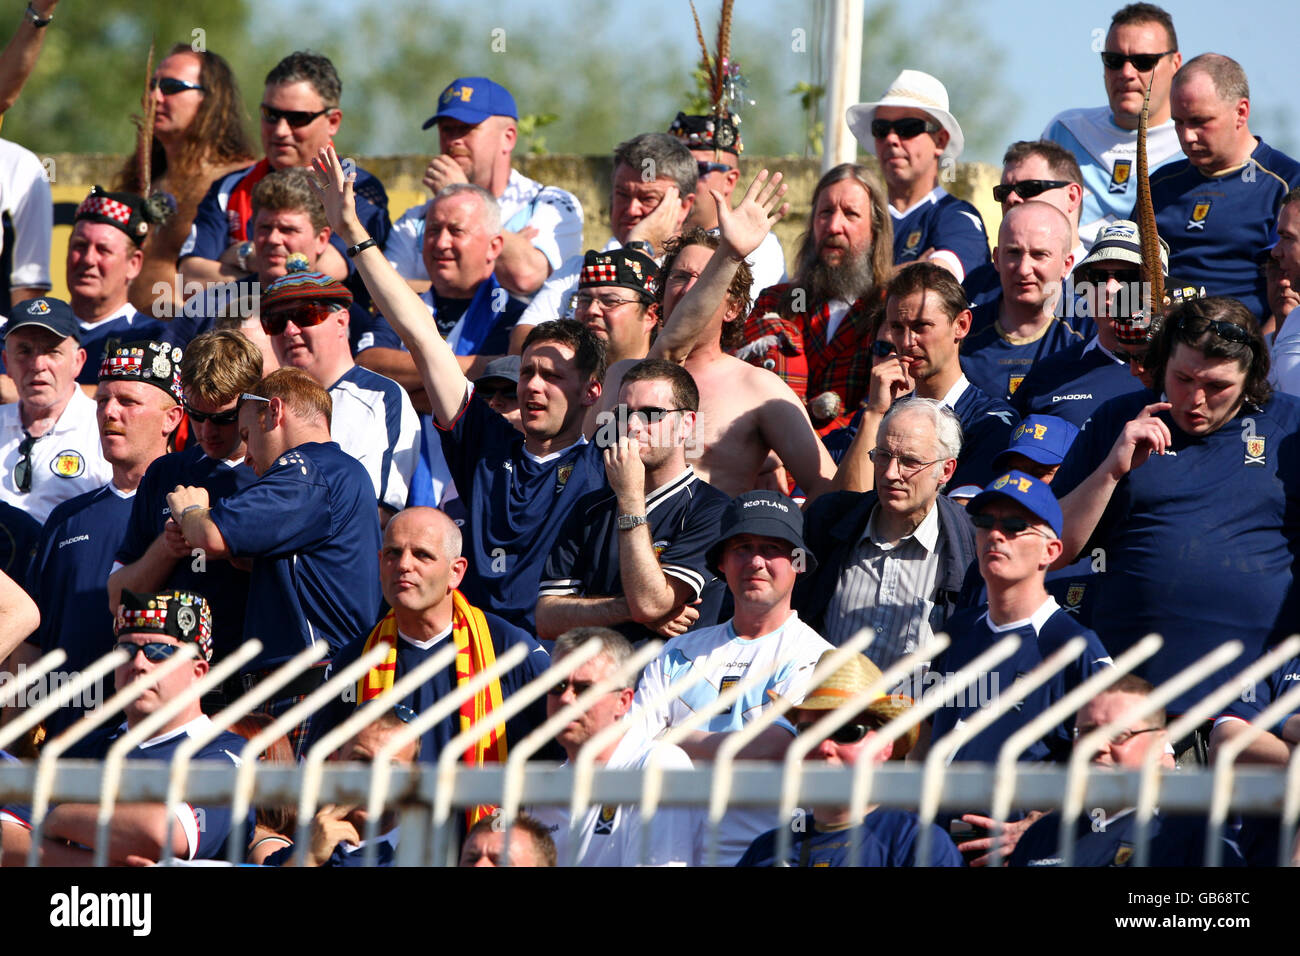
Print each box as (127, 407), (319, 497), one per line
(821, 501), (942, 667)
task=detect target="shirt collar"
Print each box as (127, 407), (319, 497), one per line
(524, 435), (588, 464)
(1081, 335), (1127, 365)
(938, 374), (970, 408)
(137, 714), (211, 750)
(78, 301), (136, 328)
(983, 595), (1060, 634)
(399, 622), (453, 650)
(888, 186), (946, 220)
(866, 497), (940, 552)
(1275, 306), (1300, 346)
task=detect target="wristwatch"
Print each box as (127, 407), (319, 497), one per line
(616, 513), (648, 531)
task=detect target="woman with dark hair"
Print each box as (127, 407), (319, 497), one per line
(117, 44), (256, 315)
(227, 713), (296, 864)
(1052, 295), (1300, 757)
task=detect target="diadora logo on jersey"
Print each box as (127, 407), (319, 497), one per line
(1009, 375), (1025, 395)
(1244, 435), (1266, 466)
(905, 230), (922, 252)
(594, 804), (617, 835)
(1187, 201), (1211, 230)
(1283, 673), (1300, 681)
(277, 451), (309, 475)
(51, 451), (84, 478)
(1052, 393), (1092, 402)
(989, 410), (1015, 425)
(1108, 160), (1132, 193)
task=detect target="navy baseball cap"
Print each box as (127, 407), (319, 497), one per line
(967, 470), (1063, 539)
(422, 77), (518, 129)
(993, 415), (1080, 472)
(705, 490), (817, 574)
(475, 354), (520, 386)
(4, 296), (81, 343)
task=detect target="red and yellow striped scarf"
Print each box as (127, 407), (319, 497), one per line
(357, 590), (506, 826)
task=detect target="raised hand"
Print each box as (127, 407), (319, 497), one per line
(308, 145), (364, 243)
(714, 169), (790, 261)
(1106, 402), (1173, 479)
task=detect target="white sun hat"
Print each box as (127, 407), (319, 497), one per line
(846, 69), (965, 162)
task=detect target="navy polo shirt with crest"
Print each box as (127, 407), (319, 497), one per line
(1011, 338), (1143, 428)
(437, 394), (605, 632)
(28, 483), (134, 734)
(538, 467), (730, 644)
(1143, 138), (1300, 319)
(115, 444), (258, 662)
(961, 297), (1095, 402)
(891, 188), (992, 280)
(208, 442), (382, 671)
(1053, 390), (1300, 714)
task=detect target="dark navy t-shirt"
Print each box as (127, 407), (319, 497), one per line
(737, 809), (964, 867)
(1011, 339), (1142, 429)
(962, 297), (1095, 402)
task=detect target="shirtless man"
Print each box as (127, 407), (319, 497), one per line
(595, 174), (836, 502)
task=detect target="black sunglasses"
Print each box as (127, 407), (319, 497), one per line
(871, 339), (897, 358)
(184, 403), (241, 426)
(697, 161), (733, 177)
(614, 403), (688, 427)
(549, 678), (599, 697)
(1176, 314), (1252, 347)
(260, 104), (333, 128)
(992, 179), (1072, 203)
(970, 513), (1046, 537)
(13, 433), (36, 494)
(114, 640), (183, 663)
(870, 117), (939, 140)
(1100, 50), (1177, 72)
(795, 721), (874, 744)
(150, 76), (205, 96)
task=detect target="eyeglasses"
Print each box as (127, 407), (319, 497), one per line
(1100, 50), (1177, 72)
(1175, 314), (1252, 347)
(13, 433), (36, 494)
(260, 302), (339, 336)
(573, 292), (643, 311)
(867, 448), (945, 476)
(795, 721), (874, 744)
(184, 403), (241, 426)
(992, 179), (1072, 203)
(150, 76), (205, 96)
(113, 640), (183, 662)
(970, 512), (1050, 538)
(259, 104), (334, 128)
(870, 117), (940, 140)
(614, 404), (689, 427)
(548, 678), (617, 697)
(697, 161), (733, 177)
(1074, 725), (1163, 747)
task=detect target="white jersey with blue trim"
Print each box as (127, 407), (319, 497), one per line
(630, 611), (831, 864)
(328, 365), (420, 513)
(1042, 105), (1183, 249)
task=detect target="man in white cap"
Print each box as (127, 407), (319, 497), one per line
(846, 69), (990, 282)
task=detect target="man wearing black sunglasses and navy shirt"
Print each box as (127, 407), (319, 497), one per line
(1053, 297), (1300, 759)
(1042, 4), (1184, 249)
(0, 589), (252, 866)
(846, 69), (990, 282)
(179, 51), (390, 297)
(109, 330), (262, 670)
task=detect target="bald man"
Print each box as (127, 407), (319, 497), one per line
(960, 202), (1094, 401)
(304, 506), (552, 765)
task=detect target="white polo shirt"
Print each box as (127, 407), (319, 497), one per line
(0, 388), (111, 523)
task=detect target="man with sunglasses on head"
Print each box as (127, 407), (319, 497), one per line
(737, 651), (962, 867)
(1144, 54), (1300, 321)
(0, 297), (110, 523)
(668, 110), (787, 302)
(260, 266), (419, 522)
(1043, 4), (1184, 249)
(1, 588), (253, 866)
(386, 77), (582, 301)
(846, 69), (990, 282)
(1053, 297), (1300, 758)
(25, 339), (185, 734)
(108, 330), (261, 670)
(537, 359), (729, 644)
(179, 51), (390, 296)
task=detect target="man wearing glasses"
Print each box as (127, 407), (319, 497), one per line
(1, 589), (252, 865)
(846, 69), (990, 282)
(386, 77), (583, 301)
(537, 359), (729, 644)
(1042, 4), (1184, 249)
(1146, 54), (1300, 320)
(180, 51), (390, 294)
(930, 470), (1112, 765)
(0, 297), (110, 522)
(668, 110), (787, 302)
(109, 330), (262, 670)
(1053, 297), (1300, 757)
(26, 339), (185, 734)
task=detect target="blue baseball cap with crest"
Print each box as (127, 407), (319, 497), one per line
(423, 77), (518, 129)
(967, 470), (1063, 539)
(4, 296), (80, 343)
(994, 415), (1080, 472)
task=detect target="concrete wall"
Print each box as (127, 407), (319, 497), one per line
(44, 154), (1004, 298)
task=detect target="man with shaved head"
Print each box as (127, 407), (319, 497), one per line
(961, 202), (1092, 401)
(306, 506), (552, 765)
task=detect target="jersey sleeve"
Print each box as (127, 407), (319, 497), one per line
(7, 150), (52, 290)
(932, 201), (992, 280)
(526, 188), (584, 270)
(435, 389), (513, 493)
(629, 651), (673, 740)
(208, 457), (332, 558)
(180, 178), (230, 261)
(538, 498), (590, 596)
(352, 308), (406, 354)
(949, 403), (1019, 497)
(384, 202), (430, 281)
(517, 255), (580, 328)
(115, 468), (162, 566)
(656, 494), (728, 600)
(383, 386), (421, 513)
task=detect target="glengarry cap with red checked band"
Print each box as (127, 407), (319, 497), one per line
(98, 339), (184, 404)
(578, 248), (659, 303)
(75, 185), (171, 247)
(115, 588), (214, 661)
(668, 111), (743, 154)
